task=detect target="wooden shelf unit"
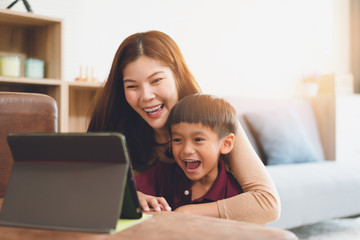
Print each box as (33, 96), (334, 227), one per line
(0, 9), (101, 132)
(67, 82), (101, 132)
(310, 94), (360, 162)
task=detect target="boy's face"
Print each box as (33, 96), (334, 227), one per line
(171, 122), (232, 183)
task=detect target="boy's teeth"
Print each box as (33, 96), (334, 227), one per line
(185, 160), (201, 170)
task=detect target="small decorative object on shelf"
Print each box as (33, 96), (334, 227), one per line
(302, 74), (319, 97)
(0, 56), (21, 77)
(7, 0), (33, 13)
(75, 65), (99, 84)
(24, 58), (44, 79)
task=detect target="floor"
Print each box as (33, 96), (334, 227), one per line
(289, 216), (360, 240)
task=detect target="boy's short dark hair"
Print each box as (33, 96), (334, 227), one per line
(168, 93), (238, 138)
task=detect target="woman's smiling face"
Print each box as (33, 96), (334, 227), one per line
(123, 56), (179, 131)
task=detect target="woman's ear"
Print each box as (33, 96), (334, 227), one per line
(220, 133), (235, 155)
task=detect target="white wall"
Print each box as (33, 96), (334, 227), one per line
(0, 0), (350, 97)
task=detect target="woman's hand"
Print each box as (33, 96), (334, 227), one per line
(137, 191), (172, 212)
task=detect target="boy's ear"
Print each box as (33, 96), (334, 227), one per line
(220, 133), (235, 155)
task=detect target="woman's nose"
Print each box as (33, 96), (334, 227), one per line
(140, 84), (155, 101)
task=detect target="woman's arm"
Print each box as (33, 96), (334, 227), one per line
(218, 120), (281, 224)
(174, 121), (280, 224)
(174, 201), (219, 217)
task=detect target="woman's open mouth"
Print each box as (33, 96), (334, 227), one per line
(144, 104), (164, 117)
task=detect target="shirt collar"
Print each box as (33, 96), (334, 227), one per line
(192, 159), (227, 202)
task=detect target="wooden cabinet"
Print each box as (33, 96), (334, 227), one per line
(310, 94), (360, 162)
(0, 9), (101, 132)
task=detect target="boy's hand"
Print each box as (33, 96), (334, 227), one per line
(137, 191), (172, 212)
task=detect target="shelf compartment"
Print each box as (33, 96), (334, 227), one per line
(0, 9), (62, 80)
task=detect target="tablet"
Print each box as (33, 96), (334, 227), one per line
(0, 132), (142, 233)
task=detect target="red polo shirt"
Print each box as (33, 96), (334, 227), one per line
(135, 159), (243, 210)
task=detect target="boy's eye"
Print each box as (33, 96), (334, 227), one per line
(172, 138), (182, 143)
(195, 137), (205, 142)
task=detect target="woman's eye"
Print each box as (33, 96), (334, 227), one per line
(152, 78), (163, 84)
(125, 85), (137, 89)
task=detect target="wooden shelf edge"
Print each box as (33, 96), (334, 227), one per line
(0, 8), (62, 25)
(0, 77), (62, 86)
(67, 81), (103, 89)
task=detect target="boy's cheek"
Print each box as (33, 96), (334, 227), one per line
(172, 148), (181, 161)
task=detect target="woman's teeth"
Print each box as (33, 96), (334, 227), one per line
(144, 104), (162, 114)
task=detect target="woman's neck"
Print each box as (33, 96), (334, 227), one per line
(154, 127), (171, 145)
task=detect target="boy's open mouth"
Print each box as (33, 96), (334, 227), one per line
(184, 160), (201, 170)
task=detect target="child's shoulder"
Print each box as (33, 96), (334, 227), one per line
(225, 171), (238, 183)
(137, 161), (176, 176)
(148, 161), (178, 179)
(135, 161), (178, 192)
(155, 160), (177, 170)
(225, 171), (244, 195)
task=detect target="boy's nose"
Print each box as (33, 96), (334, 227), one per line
(182, 141), (195, 155)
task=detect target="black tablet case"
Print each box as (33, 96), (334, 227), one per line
(0, 133), (142, 233)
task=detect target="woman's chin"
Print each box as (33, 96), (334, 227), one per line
(144, 115), (168, 130)
(147, 119), (168, 132)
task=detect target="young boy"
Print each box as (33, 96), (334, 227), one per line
(135, 93), (243, 215)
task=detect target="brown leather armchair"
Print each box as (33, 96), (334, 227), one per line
(0, 92), (58, 197)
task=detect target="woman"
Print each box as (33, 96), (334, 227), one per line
(87, 30), (280, 224)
